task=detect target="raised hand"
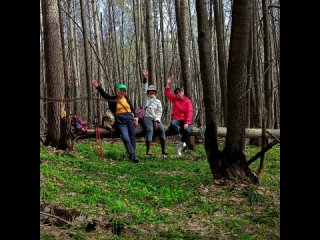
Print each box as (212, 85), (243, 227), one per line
(141, 69), (148, 79)
(92, 79), (98, 88)
(166, 76), (173, 86)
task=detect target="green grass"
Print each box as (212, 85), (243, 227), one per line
(40, 141), (280, 239)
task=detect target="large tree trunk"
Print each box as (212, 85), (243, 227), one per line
(57, 0), (73, 150)
(222, 0), (258, 183)
(41, 0), (65, 148)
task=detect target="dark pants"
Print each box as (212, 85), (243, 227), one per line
(141, 117), (166, 141)
(115, 113), (137, 160)
(169, 119), (191, 143)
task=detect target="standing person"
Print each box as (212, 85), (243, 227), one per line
(165, 76), (193, 157)
(140, 69), (167, 158)
(92, 80), (140, 163)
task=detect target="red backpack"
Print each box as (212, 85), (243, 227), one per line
(70, 114), (88, 134)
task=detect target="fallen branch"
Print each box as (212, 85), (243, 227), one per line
(246, 139), (279, 166)
(40, 211), (72, 226)
(75, 125), (280, 141)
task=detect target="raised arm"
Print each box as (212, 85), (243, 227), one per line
(92, 79), (111, 100)
(165, 76), (175, 102)
(140, 69), (148, 105)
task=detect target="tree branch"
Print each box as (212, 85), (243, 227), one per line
(40, 211), (72, 225)
(246, 139), (279, 166)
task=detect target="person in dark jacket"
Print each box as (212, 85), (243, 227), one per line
(92, 80), (139, 163)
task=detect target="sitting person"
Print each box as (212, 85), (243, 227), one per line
(92, 80), (140, 163)
(140, 69), (167, 158)
(165, 75), (193, 157)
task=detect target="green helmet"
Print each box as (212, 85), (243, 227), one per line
(116, 83), (127, 90)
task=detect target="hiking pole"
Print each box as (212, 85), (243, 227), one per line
(94, 116), (104, 158)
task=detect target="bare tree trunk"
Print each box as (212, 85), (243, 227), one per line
(159, 0), (167, 106)
(80, 0), (93, 123)
(91, 0), (104, 124)
(175, 0), (192, 99)
(251, 0), (263, 146)
(145, 0), (156, 85)
(41, 0), (65, 148)
(195, 0), (219, 177)
(133, 0), (143, 105)
(40, 1), (46, 135)
(68, 0), (80, 115)
(213, 0), (228, 126)
(57, 0), (73, 150)
(223, 0), (258, 183)
(262, 0), (273, 128)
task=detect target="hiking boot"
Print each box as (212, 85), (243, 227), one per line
(129, 153), (139, 163)
(146, 141), (153, 155)
(177, 142), (186, 157)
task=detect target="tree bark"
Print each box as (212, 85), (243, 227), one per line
(145, 0), (156, 85)
(222, 0), (258, 183)
(175, 0), (192, 99)
(41, 0), (65, 148)
(80, 0), (93, 123)
(213, 0), (228, 126)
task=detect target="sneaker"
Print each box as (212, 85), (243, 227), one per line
(128, 153), (139, 163)
(177, 142), (186, 157)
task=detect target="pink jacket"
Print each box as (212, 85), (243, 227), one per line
(165, 87), (193, 124)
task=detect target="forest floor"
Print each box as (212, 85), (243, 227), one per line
(40, 140), (280, 239)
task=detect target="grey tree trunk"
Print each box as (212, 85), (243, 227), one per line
(57, 0), (73, 150)
(223, 0), (258, 183)
(251, 0), (263, 145)
(195, 0), (219, 177)
(41, 0), (65, 148)
(159, 0), (167, 105)
(145, 0), (156, 85)
(80, 0), (93, 123)
(92, 0), (103, 124)
(175, 0), (192, 99)
(213, 0), (228, 126)
(68, 0), (80, 115)
(262, 0), (273, 128)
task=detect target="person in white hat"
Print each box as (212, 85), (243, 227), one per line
(140, 69), (167, 158)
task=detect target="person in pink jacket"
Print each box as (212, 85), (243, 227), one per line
(165, 76), (193, 157)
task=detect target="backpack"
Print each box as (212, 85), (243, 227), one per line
(135, 105), (146, 119)
(70, 115), (88, 134)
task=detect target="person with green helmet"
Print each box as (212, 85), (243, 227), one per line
(92, 80), (140, 163)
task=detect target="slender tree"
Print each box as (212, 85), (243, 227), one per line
(145, 0), (156, 85)
(213, 0), (228, 125)
(175, 0), (192, 98)
(80, 0), (93, 123)
(262, 0), (273, 128)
